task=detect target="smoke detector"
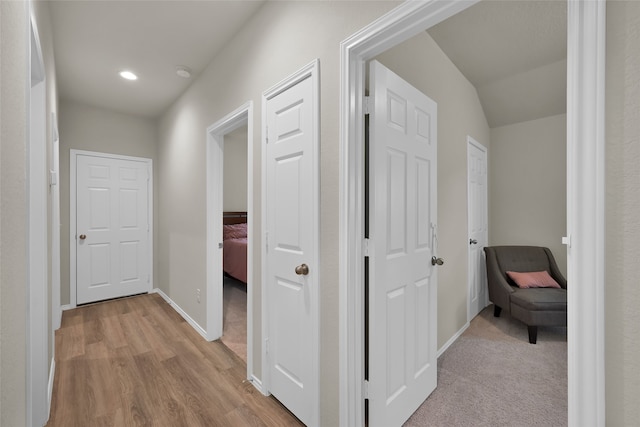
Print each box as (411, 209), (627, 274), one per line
(176, 66), (192, 79)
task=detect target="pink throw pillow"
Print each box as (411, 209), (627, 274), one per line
(506, 270), (561, 289)
(223, 223), (247, 240)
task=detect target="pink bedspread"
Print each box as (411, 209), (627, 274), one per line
(223, 237), (247, 283)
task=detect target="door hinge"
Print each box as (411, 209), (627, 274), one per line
(363, 238), (370, 257)
(147, 275), (150, 284)
(266, 125), (269, 144)
(363, 380), (370, 399)
(364, 96), (374, 115)
(265, 337), (270, 357)
(265, 231), (269, 253)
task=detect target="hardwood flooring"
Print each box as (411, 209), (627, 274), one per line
(47, 293), (303, 427)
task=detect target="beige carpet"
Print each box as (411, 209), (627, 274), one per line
(220, 275), (247, 362)
(404, 305), (567, 426)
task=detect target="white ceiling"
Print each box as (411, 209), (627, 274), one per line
(49, 0), (566, 126)
(428, 0), (567, 128)
(50, 0), (265, 118)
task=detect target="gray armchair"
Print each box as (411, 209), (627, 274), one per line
(484, 246), (567, 344)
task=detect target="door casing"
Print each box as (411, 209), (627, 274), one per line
(338, 1), (606, 426)
(69, 150), (153, 308)
(205, 102), (255, 385)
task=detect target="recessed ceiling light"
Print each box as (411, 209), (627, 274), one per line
(119, 70), (138, 81)
(176, 66), (192, 79)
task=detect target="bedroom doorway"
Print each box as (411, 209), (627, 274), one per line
(206, 102), (254, 382)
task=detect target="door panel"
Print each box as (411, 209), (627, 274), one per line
(76, 154), (150, 304)
(265, 69), (318, 426)
(468, 138), (488, 320)
(369, 60), (438, 427)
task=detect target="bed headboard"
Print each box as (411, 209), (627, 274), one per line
(223, 211), (248, 225)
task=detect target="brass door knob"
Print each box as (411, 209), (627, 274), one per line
(79, 234), (87, 240)
(295, 264), (309, 276)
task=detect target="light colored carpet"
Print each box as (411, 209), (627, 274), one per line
(404, 305), (567, 426)
(220, 275), (247, 363)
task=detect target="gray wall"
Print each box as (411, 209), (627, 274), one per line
(605, 1), (640, 424)
(58, 99), (158, 305)
(1, 2), (28, 424)
(223, 126), (248, 212)
(375, 31), (491, 348)
(490, 114), (567, 276)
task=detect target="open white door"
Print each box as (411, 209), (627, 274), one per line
(368, 60), (439, 426)
(467, 136), (488, 320)
(263, 61), (319, 426)
(74, 152), (152, 305)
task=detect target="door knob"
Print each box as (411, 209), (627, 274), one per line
(469, 239), (478, 245)
(79, 234), (87, 240)
(295, 264), (309, 276)
(431, 256), (444, 266)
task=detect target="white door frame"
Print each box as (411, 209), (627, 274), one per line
(28, 9), (49, 426)
(338, 1), (606, 426)
(69, 150), (154, 308)
(261, 59), (321, 420)
(205, 101), (255, 384)
(51, 113), (61, 332)
(467, 135), (488, 321)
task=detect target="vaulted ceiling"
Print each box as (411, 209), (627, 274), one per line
(427, 0), (567, 128)
(49, 0), (566, 126)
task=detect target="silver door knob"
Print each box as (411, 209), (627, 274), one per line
(431, 256), (444, 266)
(469, 239), (478, 245)
(295, 264), (309, 275)
(79, 234), (87, 240)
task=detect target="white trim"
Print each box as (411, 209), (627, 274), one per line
(47, 358), (55, 416)
(205, 101), (255, 385)
(152, 289), (208, 340)
(566, 1), (606, 425)
(69, 149), (153, 308)
(28, 9), (49, 426)
(60, 304), (73, 312)
(262, 59), (321, 425)
(249, 375), (265, 395)
(51, 112), (62, 331)
(339, 2), (606, 426)
(437, 322), (469, 359)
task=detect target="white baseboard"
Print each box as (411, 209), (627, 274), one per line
(249, 374), (267, 395)
(437, 321), (470, 358)
(152, 289), (208, 341)
(47, 358), (55, 417)
(60, 304), (73, 311)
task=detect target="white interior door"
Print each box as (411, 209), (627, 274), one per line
(264, 62), (319, 426)
(368, 60), (438, 426)
(76, 153), (151, 304)
(467, 137), (488, 320)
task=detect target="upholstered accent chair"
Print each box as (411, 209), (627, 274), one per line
(484, 246), (567, 344)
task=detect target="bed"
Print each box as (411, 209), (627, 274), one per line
(223, 211), (248, 283)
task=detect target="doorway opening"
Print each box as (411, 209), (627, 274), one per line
(339, 1), (605, 426)
(220, 125), (249, 362)
(205, 102), (255, 383)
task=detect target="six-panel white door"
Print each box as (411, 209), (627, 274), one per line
(265, 68), (318, 426)
(76, 154), (151, 304)
(368, 60), (439, 427)
(467, 137), (488, 320)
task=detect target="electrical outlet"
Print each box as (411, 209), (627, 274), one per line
(197, 288), (201, 303)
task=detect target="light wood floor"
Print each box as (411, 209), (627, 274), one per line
(46, 293), (303, 427)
